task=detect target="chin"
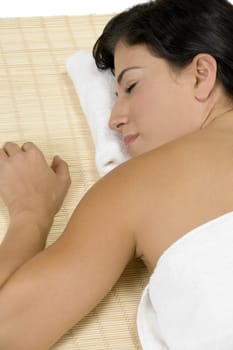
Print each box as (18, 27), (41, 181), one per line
(129, 147), (148, 158)
(136, 144), (161, 157)
(128, 139), (156, 158)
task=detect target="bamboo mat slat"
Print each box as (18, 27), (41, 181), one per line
(0, 15), (149, 349)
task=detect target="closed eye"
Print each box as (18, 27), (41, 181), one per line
(115, 82), (137, 97)
(125, 82), (137, 94)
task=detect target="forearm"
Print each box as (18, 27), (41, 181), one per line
(0, 183), (136, 350)
(0, 216), (50, 287)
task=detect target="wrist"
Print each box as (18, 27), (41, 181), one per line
(4, 212), (53, 255)
(9, 209), (54, 236)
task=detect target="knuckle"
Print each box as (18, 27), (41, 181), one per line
(23, 142), (38, 153)
(26, 146), (41, 159)
(4, 141), (13, 148)
(28, 142), (36, 149)
(8, 152), (24, 165)
(27, 146), (37, 155)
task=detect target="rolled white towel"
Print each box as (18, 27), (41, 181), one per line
(66, 50), (130, 177)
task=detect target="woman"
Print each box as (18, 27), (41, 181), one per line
(1, 0), (233, 348)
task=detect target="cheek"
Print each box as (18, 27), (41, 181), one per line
(132, 88), (166, 128)
(137, 89), (177, 144)
(140, 81), (184, 125)
(131, 77), (182, 135)
(131, 88), (159, 122)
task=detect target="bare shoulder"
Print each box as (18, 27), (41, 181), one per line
(124, 127), (233, 271)
(69, 124), (233, 270)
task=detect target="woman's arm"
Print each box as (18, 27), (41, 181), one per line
(0, 142), (137, 350)
(0, 217), (49, 286)
(0, 142), (71, 287)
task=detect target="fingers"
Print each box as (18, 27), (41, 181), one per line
(51, 155), (71, 185)
(3, 142), (21, 157)
(21, 142), (37, 152)
(0, 142), (42, 168)
(0, 149), (8, 160)
(1, 141), (39, 157)
(1, 142), (70, 184)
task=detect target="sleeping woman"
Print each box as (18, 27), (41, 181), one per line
(1, 0), (233, 348)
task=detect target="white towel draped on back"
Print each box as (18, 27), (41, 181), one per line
(137, 211), (233, 350)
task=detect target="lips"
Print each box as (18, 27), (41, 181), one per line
(123, 134), (139, 147)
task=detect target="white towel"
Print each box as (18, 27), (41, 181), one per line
(137, 211), (233, 350)
(66, 50), (130, 177)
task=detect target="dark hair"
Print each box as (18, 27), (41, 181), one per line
(93, 0), (233, 99)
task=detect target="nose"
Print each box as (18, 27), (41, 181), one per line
(109, 100), (129, 131)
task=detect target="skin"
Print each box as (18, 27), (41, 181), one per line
(1, 41), (233, 349)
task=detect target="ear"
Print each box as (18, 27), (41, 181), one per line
(192, 54), (217, 102)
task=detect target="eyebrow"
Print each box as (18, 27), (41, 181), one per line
(117, 66), (141, 85)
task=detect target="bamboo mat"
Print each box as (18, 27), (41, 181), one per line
(0, 15), (149, 349)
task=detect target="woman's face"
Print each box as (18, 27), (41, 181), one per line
(110, 42), (203, 157)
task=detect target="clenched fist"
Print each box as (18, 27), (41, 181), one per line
(0, 142), (71, 231)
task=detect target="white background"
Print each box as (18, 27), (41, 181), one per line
(1, 0), (233, 18)
(0, 0), (149, 17)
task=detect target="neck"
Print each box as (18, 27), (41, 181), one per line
(200, 97), (233, 130)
